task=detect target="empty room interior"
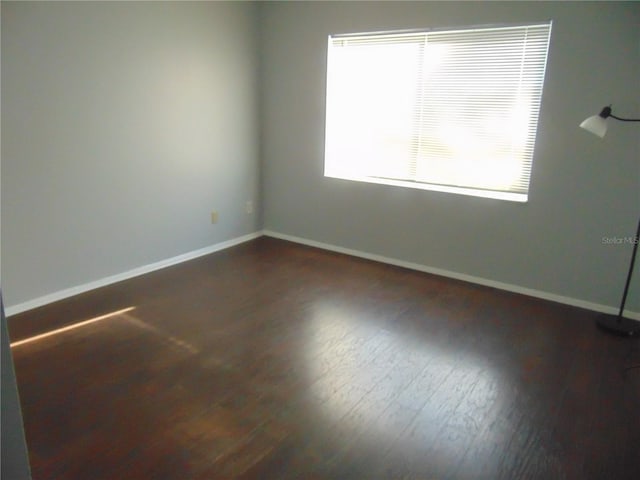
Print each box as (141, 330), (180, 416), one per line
(2, 1), (640, 479)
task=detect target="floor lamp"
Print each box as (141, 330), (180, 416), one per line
(580, 105), (640, 336)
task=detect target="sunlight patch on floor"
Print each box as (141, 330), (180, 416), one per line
(10, 307), (137, 348)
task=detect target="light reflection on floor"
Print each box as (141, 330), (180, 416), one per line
(121, 312), (199, 354)
(305, 300), (503, 455)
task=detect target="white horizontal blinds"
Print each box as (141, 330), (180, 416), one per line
(324, 23), (551, 198)
(413, 24), (551, 194)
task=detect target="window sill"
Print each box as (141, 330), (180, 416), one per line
(324, 173), (529, 203)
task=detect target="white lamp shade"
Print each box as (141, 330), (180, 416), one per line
(580, 114), (608, 138)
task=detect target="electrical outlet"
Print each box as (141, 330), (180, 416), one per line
(245, 201), (254, 214)
(210, 211), (219, 224)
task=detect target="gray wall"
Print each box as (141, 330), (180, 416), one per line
(2, 1), (639, 314)
(1, 1), (261, 308)
(260, 1), (640, 313)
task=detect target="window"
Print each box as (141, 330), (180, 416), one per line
(324, 22), (552, 202)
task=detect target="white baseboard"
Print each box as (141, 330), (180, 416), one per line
(8, 228), (639, 321)
(5, 231), (264, 317)
(263, 229), (640, 321)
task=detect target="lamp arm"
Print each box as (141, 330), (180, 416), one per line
(609, 114), (640, 122)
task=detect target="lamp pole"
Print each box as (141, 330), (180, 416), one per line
(580, 106), (640, 336)
(596, 216), (640, 336)
(617, 216), (640, 318)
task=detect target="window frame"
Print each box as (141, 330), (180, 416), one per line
(323, 22), (553, 203)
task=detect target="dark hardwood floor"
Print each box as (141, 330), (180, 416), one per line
(8, 236), (640, 479)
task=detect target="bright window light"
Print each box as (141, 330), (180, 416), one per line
(324, 23), (552, 202)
